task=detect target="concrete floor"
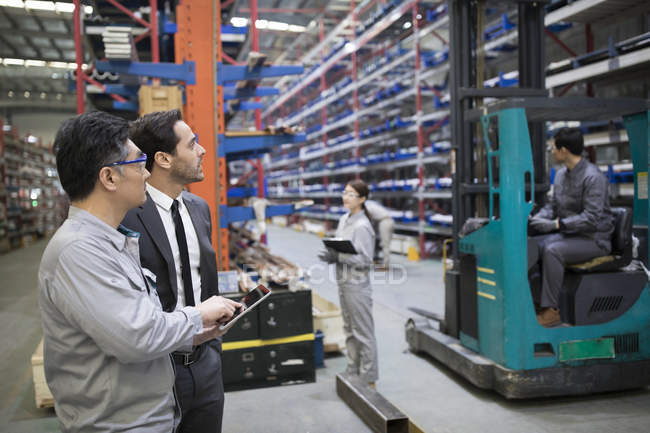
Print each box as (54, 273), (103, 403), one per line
(2, 226), (650, 433)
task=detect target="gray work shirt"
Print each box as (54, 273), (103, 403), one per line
(38, 207), (203, 433)
(537, 158), (614, 243)
(335, 211), (375, 290)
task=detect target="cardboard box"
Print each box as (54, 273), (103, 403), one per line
(138, 85), (183, 116)
(312, 292), (345, 353)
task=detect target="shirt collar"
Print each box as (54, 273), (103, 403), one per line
(346, 210), (366, 223)
(146, 183), (182, 211)
(567, 157), (586, 174)
(67, 206), (137, 251)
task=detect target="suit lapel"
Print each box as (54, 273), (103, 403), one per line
(138, 195), (178, 297)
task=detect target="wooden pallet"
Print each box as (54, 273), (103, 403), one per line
(31, 339), (54, 409)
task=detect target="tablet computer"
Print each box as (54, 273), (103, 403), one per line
(219, 284), (272, 331)
(323, 238), (357, 254)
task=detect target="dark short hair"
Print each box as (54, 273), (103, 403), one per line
(55, 111), (130, 201)
(553, 127), (584, 156)
(129, 109), (182, 171)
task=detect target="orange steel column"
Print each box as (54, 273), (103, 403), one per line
(175, 0), (229, 269)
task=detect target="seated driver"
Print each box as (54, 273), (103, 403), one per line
(528, 127), (614, 327)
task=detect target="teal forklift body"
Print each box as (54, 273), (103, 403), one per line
(406, 100), (650, 398)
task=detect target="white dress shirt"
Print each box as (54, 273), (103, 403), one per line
(147, 183), (202, 310)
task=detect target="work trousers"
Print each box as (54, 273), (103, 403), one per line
(175, 342), (225, 433)
(338, 284), (379, 384)
(527, 233), (610, 309)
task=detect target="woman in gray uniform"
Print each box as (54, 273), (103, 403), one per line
(318, 179), (378, 386)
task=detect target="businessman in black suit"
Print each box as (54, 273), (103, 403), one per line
(122, 109), (228, 433)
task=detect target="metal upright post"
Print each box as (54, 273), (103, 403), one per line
(351, 1), (360, 181)
(150, 0), (159, 63)
(414, 1), (426, 257)
(449, 0), (474, 263)
(518, 1), (546, 198)
(250, 0), (267, 244)
(73, 0), (84, 114)
(176, 0), (226, 269)
(320, 17), (330, 232)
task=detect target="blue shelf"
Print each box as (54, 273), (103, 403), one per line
(102, 84), (139, 97)
(96, 60), (196, 84)
(227, 184), (268, 198)
(219, 204), (308, 227)
(217, 64), (304, 84)
(113, 101), (138, 111)
(223, 86), (280, 100)
(219, 133), (306, 161)
(225, 101), (264, 113)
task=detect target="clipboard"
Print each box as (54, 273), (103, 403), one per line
(323, 238), (357, 254)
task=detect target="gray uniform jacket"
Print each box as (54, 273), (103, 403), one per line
(335, 211), (376, 290)
(38, 207), (203, 433)
(536, 158), (614, 243)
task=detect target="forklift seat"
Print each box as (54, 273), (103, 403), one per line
(568, 207), (633, 273)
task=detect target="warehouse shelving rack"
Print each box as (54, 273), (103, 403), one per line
(264, 0), (455, 254)
(262, 0), (649, 257)
(0, 120), (65, 253)
(174, 1), (307, 271)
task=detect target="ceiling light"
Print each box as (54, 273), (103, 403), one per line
(230, 17), (248, 27)
(416, 14), (422, 20)
(25, 59), (47, 67)
(403, 21), (412, 29)
(67, 62), (78, 69)
(288, 25), (306, 33)
(40, 92), (47, 99)
(84, 5), (92, 14)
(24, 91), (31, 98)
(48, 61), (68, 68)
(3, 58), (25, 66)
(268, 21), (289, 31)
(0, 0), (25, 8)
(25, 1), (56, 11)
(54, 2), (74, 13)
(56, 93), (62, 100)
(255, 19), (268, 29)
(8, 91), (15, 98)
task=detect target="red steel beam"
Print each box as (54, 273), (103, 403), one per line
(150, 0), (159, 63)
(222, 0), (237, 9)
(545, 29), (576, 57)
(104, 0), (152, 29)
(73, 0), (84, 113)
(79, 73), (128, 104)
(134, 30), (151, 44)
(222, 52), (242, 65)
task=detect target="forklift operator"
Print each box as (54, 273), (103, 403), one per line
(527, 127), (614, 327)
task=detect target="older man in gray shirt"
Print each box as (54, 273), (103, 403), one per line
(39, 112), (240, 432)
(528, 127), (614, 327)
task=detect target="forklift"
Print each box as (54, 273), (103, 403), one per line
(405, 0), (650, 398)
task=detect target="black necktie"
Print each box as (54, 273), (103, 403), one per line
(171, 199), (195, 306)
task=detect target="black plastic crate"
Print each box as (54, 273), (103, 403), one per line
(222, 339), (315, 391)
(221, 289), (312, 342)
(258, 290), (313, 339)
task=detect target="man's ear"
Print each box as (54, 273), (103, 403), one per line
(97, 166), (120, 192)
(154, 151), (172, 170)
